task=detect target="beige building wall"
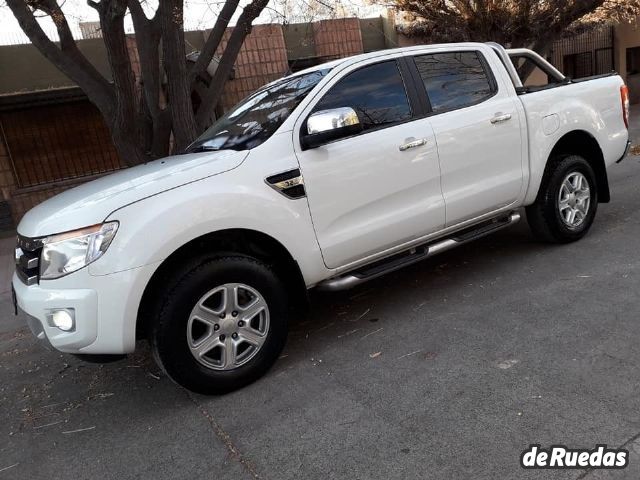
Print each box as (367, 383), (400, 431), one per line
(615, 20), (640, 103)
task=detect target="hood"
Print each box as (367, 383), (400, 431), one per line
(18, 149), (248, 237)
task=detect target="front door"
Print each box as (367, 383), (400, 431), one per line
(294, 59), (445, 269)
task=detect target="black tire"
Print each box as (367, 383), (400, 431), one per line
(526, 155), (598, 243)
(150, 255), (289, 394)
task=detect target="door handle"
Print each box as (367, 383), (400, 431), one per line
(491, 113), (512, 124)
(399, 138), (427, 152)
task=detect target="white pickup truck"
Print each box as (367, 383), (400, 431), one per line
(13, 43), (631, 393)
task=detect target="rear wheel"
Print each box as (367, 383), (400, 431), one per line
(151, 255), (289, 394)
(526, 155), (598, 243)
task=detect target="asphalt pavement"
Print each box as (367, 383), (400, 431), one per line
(2, 121), (640, 480)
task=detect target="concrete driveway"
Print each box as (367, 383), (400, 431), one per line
(1, 127), (640, 480)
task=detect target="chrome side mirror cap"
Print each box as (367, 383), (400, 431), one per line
(306, 107), (360, 134)
(301, 107), (362, 150)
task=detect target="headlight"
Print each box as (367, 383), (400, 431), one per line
(40, 222), (119, 280)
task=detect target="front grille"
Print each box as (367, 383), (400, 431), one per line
(15, 235), (43, 286)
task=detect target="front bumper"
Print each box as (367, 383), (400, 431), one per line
(14, 275), (98, 352)
(12, 262), (159, 354)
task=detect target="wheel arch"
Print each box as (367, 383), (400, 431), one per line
(136, 228), (308, 340)
(547, 130), (610, 203)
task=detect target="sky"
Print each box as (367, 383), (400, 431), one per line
(0, 0), (385, 45)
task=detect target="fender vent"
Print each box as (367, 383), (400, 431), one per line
(265, 169), (306, 199)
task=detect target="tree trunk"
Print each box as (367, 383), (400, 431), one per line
(129, 0), (170, 158)
(188, 0), (240, 87)
(162, 0), (199, 152)
(94, 0), (149, 166)
(110, 124), (151, 166)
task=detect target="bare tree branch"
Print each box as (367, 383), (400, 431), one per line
(128, 0), (170, 157)
(195, 0), (270, 129)
(390, 0), (640, 49)
(188, 0), (240, 87)
(161, 0), (198, 150)
(6, 0), (270, 164)
(90, 0), (148, 165)
(6, 0), (114, 114)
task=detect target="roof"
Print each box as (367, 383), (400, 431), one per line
(287, 42), (495, 77)
(0, 86), (87, 111)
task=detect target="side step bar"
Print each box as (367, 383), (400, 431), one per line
(316, 211), (521, 292)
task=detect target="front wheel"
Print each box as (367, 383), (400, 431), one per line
(150, 255), (289, 394)
(526, 155), (598, 243)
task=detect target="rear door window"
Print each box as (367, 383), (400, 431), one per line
(413, 51), (496, 113)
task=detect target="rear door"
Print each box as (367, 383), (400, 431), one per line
(409, 49), (525, 226)
(293, 58), (445, 269)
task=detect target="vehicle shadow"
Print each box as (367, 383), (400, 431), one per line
(280, 216), (549, 363)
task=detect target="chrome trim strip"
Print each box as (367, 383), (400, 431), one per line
(18, 254), (39, 270)
(15, 234), (44, 286)
(17, 234), (44, 252)
(16, 268), (38, 286)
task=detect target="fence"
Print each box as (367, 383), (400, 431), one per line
(549, 27), (615, 78)
(0, 100), (122, 188)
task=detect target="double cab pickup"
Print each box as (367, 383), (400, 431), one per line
(14, 43), (631, 393)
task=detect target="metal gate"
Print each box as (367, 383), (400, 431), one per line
(0, 99), (122, 188)
(549, 26), (615, 79)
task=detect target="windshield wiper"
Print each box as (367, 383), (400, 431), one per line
(186, 145), (221, 153)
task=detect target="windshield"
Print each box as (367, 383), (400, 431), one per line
(187, 69), (329, 152)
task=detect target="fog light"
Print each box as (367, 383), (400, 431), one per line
(48, 309), (75, 332)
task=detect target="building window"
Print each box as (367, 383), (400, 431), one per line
(563, 52), (593, 79)
(627, 47), (640, 75)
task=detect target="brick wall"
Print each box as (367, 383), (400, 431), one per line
(214, 24), (290, 112)
(127, 36), (141, 79)
(312, 18), (364, 60)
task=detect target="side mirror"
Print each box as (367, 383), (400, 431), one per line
(301, 107), (362, 150)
